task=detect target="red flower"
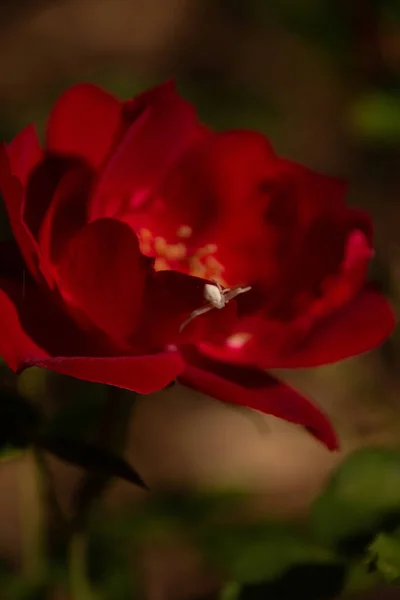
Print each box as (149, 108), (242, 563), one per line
(0, 124), (236, 395)
(98, 83), (393, 368)
(0, 81), (393, 451)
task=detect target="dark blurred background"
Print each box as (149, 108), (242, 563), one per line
(0, 1), (400, 598)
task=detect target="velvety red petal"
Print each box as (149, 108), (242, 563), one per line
(135, 129), (277, 256)
(24, 154), (88, 242)
(179, 347), (338, 450)
(6, 125), (43, 184)
(200, 286), (395, 369)
(21, 352), (185, 394)
(0, 286), (49, 371)
(0, 280), (184, 394)
(270, 286), (396, 368)
(0, 272), (112, 358)
(46, 83), (122, 169)
(57, 218), (147, 341)
(89, 81), (206, 223)
(278, 159), (348, 220)
(38, 161), (93, 275)
(0, 144), (41, 279)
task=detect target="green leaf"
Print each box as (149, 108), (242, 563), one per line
(38, 434), (148, 489)
(342, 557), (383, 595)
(370, 531), (400, 584)
(201, 521), (335, 584)
(310, 448), (400, 550)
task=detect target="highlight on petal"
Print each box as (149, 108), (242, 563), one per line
(179, 347), (338, 450)
(46, 83), (122, 169)
(58, 218), (147, 341)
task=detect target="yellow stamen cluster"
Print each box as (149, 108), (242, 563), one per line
(138, 227), (227, 285)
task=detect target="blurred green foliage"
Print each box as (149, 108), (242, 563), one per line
(81, 446), (400, 599)
(310, 448), (400, 549)
(350, 90), (400, 145)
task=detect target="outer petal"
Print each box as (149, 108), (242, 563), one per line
(199, 286), (395, 369)
(0, 285), (49, 371)
(89, 80), (207, 223)
(46, 83), (122, 169)
(179, 347), (338, 450)
(57, 219), (147, 342)
(38, 161), (93, 275)
(6, 125), (43, 184)
(22, 352), (185, 395)
(0, 129), (43, 279)
(0, 282), (184, 394)
(271, 286), (396, 368)
(24, 154), (87, 241)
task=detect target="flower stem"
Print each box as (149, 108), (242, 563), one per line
(69, 532), (99, 600)
(19, 449), (47, 586)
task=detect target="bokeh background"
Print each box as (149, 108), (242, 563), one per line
(0, 1), (400, 598)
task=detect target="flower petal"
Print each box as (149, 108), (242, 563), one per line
(89, 80), (206, 223)
(201, 286), (395, 369)
(270, 286), (396, 368)
(179, 347), (338, 450)
(6, 125), (43, 185)
(24, 154), (87, 242)
(0, 279), (184, 394)
(0, 143), (40, 279)
(22, 352), (185, 395)
(57, 218), (147, 341)
(0, 285), (49, 371)
(46, 83), (122, 169)
(38, 161), (93, 275)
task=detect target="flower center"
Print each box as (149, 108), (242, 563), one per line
(138, 227), (228, 286)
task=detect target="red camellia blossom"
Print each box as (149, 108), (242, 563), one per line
(0, 80), (395, 451)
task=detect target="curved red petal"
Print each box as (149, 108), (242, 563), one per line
(269, 286), (396, 368)
(57, 218), (147, 341)
(204, 286), (395, 369)
(21, 351), (185, 395)
(46, 83), (122, 169)
(38, 161), (93, 274)
(89, 81), (206, 223)
(278, 159), (348, 219)
(179, 348), (338, 450)
(0, 286), (49, 371)
(0, 281), (184, 394)
(0, 143), (41, 280)
(6, 125), (43, 184)
(24, 154), (87, 242)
